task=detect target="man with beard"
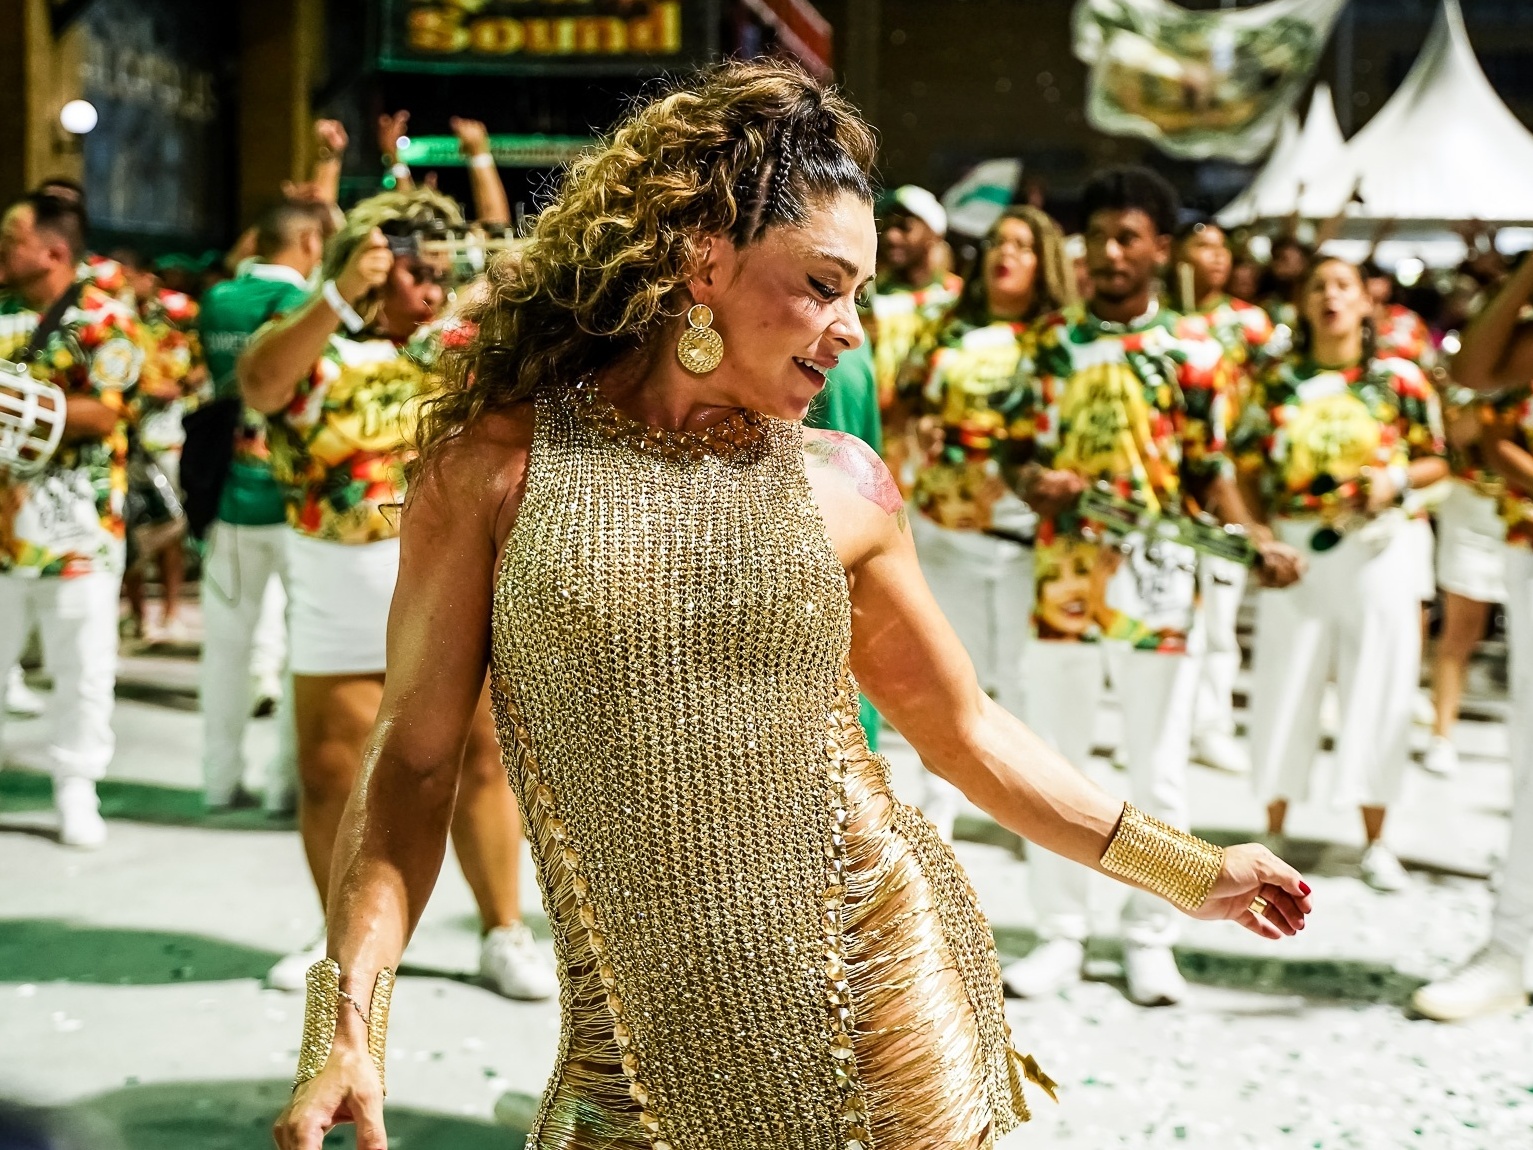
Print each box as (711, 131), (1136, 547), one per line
(1000, 168), (1302, 1007)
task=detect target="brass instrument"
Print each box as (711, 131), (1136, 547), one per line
(1077, 482), (1258, 566)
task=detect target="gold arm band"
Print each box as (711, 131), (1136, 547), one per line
(293, 959), (396, 1095)
(1099, 802), (1224, 912)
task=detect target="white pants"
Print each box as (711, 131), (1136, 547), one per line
(1194, 556), (1247, 739)
(1495, 548), (1533, 953)
(912, 515), (1031, 828)
(1023, 640), (1198, 947)
(1250, 519), (1420, 808)
(0, 571), (121, 780)
(200, 522), (295, 803)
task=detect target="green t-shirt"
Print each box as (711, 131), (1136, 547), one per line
(804, 340), (883, 749)
(805, 341), (882, 452)
(197, 265), (312, 526)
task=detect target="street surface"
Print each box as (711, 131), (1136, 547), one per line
(2, 602), (1530, 1149)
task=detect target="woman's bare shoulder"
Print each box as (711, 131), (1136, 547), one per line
(408, 402), (536, 551)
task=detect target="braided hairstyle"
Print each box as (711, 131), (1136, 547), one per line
(416, 60), (877, 462)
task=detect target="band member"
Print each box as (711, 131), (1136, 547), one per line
(1235, 255), (1446, 894)
(866, 184), (962, 413)
(1000, 169), (1301, 1008)
(897, 205), (1075, 841)
(1173, 218), (1283, 776)
(195, 200), (329, 810)
(0, 193), (146, 847)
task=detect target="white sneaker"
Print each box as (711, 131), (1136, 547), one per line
(5, 667), (43, 718)
(1421, 735), (1459, 777)
(1360, 842), (1410, 892)
(1411, 690), (1436, 728)
(267, 934), (328, 992)
(480, 922), (557, 1001)
(1002, 939), (1085, 998)
(55, 777), (107, 849)
(1191, 729), (1250, 775)
(1412, 943), (1529, 1022)
(1124, 943), (1187, 1007)
(155, 613), (197, 647)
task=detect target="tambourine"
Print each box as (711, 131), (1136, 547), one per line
(0, 358), (67, 480)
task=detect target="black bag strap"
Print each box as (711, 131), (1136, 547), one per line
(17, 281), (85, 365)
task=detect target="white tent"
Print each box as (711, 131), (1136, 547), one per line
(1282, 0), (1533, 231)
(1217, 84), (1345, 227)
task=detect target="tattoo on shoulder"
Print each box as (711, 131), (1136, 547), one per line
(803, 430), (906, 529)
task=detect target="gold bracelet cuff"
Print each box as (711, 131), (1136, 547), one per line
(293, 958), (395, 1095)
(1099, 802), (1224, 912)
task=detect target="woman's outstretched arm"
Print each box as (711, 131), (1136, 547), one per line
(275, 408), (532, 1150)
(803, 429), (1312, 940)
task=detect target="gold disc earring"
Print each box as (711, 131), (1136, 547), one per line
(676, 304), (724, 374)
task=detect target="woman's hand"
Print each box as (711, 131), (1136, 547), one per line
(335, 229), (393, 306)
(273, 1044), (387, 1150)
(1024, 467), (1086, 519)
(1190, 843), (1313, 939)
(1253, 537), (1305, 588)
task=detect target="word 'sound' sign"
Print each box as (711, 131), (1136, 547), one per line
(379, 0), (695, 74)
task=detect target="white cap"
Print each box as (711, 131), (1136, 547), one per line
(888, 185), (947, 238)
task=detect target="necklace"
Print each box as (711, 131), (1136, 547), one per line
(570, 376), (770, 464)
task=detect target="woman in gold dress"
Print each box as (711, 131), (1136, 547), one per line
(275, 63), (1311, 1150)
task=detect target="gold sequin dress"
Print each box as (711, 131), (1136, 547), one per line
(490, 380), (1043, 1150)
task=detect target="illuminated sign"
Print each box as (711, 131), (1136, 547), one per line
(379, 0), (696, 74)
(398, 134), (593, 167)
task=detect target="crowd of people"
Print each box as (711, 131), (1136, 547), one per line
(0, 80), (1527, 1054)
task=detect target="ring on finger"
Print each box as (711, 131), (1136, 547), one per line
(1248, 895), (1269, 918)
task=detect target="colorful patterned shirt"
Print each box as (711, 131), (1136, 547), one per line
(1231, 355), (1443, 523)
(1477, 386), (1533, 547)
(137, 289), (206, 406)
(266, 314), (472, 543)
(906, 317), (1031, 533)
(1375, 304), (1437, 372)
(1014, 303), (1235, 651)
(1199, 294), (1280, 377)
(865, 271), (963, 408)
(0, 279), (145, 577)
(0, 298), (39, 361)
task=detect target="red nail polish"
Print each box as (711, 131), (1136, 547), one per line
(1299, 882), (1311, 896)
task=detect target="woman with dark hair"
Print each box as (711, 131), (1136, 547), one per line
(274, 65), (1309, 1150)
(1234, 255), (1445, 893)
(895, 205), (1074, 842)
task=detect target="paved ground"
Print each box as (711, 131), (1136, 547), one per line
(1, 602), (1531, 1149)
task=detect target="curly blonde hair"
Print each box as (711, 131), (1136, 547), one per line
(415, 60), (877, 463)
(323, 188), (465, 327)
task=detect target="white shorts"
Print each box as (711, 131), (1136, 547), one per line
(285, 532), (399, 676)
(1403, 516), (1436, 603)
(1436, 482), (1507, 603)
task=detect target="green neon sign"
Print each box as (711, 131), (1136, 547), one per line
(398, 134), (593, 168)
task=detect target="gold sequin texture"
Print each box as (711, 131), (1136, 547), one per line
(490, 379), (1038, 1148)
(292, 959), (394, 1096)
(1100, 802), (1225, 912)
